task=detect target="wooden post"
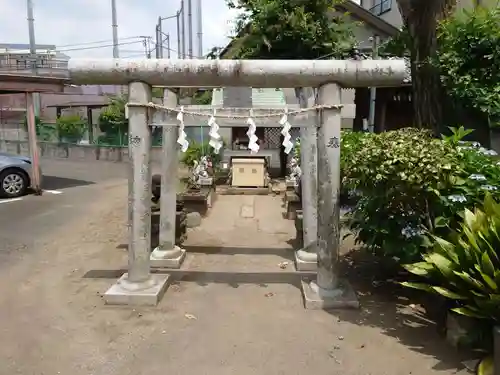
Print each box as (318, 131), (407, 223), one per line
(26, 92), (42, 195)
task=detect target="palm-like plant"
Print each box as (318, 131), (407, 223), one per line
(402, 193), (500, 321)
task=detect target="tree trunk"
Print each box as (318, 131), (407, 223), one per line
(396, 0), (456, 135)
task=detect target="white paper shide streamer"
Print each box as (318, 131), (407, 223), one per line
(176, 106), (189, 152)
(246, 111), (259, 153)
(279, 108), (294, 154)
(208, 109), (223, 154)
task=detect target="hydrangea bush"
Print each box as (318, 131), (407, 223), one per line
(341, 127), (500, 264)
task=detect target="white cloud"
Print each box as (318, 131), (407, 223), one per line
(0, 0), (239, 58)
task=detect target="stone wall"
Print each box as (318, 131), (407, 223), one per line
(0, 139), (165, 163)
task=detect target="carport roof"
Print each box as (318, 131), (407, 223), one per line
(45, 100), (110, 108)
(0, 73), (68, 93)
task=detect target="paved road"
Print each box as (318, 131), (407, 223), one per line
(0, 159), (128, 266)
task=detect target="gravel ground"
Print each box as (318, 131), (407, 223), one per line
(0, 187), (474, 375)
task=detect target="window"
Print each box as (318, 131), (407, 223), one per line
(370, 0), (392, 15)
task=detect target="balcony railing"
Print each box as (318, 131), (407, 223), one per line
(0, 56), (69, 78)
(369, 0), (392, 15)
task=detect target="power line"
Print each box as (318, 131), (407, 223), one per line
(57, 40), (145, 53)
(123, 53), (148, 58)
(112, 44), (208, 59)
(57, 36), (146, 48)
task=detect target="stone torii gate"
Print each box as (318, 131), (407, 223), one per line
(68, 58), (406, 309)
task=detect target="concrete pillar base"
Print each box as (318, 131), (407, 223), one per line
(295, 249), (318, 271)
(104, 273), (170, 306)
(150, 245), (186, 269)
(301, 278), (359, 310)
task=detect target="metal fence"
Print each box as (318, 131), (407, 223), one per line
(0, 121), (210, 148)
(0, 57), (69, 78)
(0, 121), (58, 142)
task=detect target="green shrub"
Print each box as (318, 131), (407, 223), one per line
(98, 96), (128, 136)
(180, 141), (222, 169)
(436, 7), (500, 125)
(23, 116), (57, 141)
(56, 114), (87, 142)
(292, 138), (301, 163)
(341, 127), (500, 263)
(402, 194), (500, 322)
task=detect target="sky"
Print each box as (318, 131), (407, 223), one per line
(0, 0), (240, 58)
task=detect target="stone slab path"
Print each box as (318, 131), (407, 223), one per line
(0, 190), (473, 375)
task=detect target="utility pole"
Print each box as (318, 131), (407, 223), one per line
(26, 0), (36, 73)
(111, 0), (119, 58)
(181, 0), (186, 58)
(143, 37), (151, 59)
(157, 11), (181, 59)
(165, 34), (171, 58)
(156, 16), (162, 58)
(26, 0), (40, 116)
(196, 0), (203, 57)
(176, 10), (181, 59)
(187, 0), (193, 58)
(25, 0), (42, 194)
(367, 35), (379, 133)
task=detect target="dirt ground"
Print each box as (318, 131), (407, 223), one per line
(0, 184), (475, 375)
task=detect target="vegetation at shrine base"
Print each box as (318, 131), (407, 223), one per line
(181, 141), (223, 169)
(341, 127), (500, 331)
(342, 127), (500, 265)
(402, 194), (500, 321)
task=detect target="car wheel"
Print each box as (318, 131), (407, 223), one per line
(0, 169), (28, 198)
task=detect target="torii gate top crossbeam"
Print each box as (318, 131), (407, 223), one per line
(67, 58), (407, 88)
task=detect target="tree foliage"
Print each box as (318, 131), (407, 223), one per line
(56, 114), (87, 142)
(395, 0), (456, 134)
(192, 90), (213, 105)
(206, 46), (223, 59)
(98, 95), (128, 136)
(226, 0), (355, 59)
(435, 7), (500, 126)
(342, 127), (500, 264)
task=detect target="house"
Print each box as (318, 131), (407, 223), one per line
(212, 0), (499, 143)
(220, 1), (400, 57)
(353, 0), (500, 132)
(358, 0), (500, 29)
(216, 0), (401, 138)
(0, 43), (69, 77)
(0, 43), (124, 143)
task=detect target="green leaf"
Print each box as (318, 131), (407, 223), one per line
(481, 251), (496, 278)
(434, 216), (448, 228)
(399, 282), (433, 292)
(453, 271), (486, 290)
(477, 356), (494, 375)
(431, 286), (467, 299)
(403, 262), (434, 277)
(451, 307), (486, 319)
(432, 236), (459, 263)
(479, 271), (497, 291)
(422, 253), (454, 276)
(463, 209), (477, 232)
